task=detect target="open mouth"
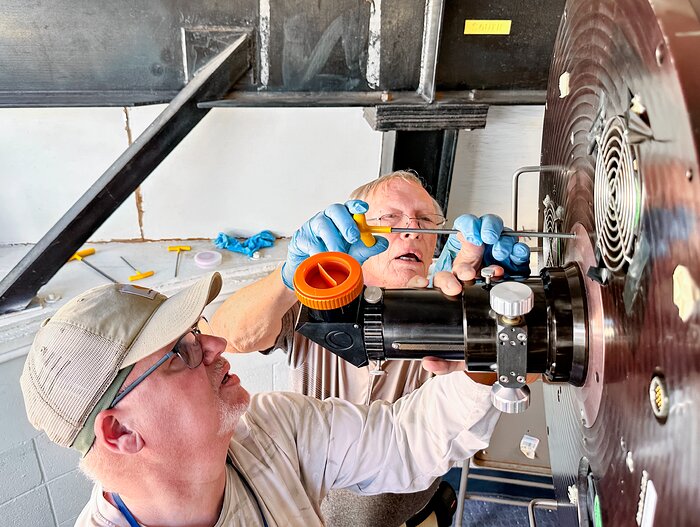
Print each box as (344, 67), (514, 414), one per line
(396, 252), (422, 262)
(221, 373), (230, 385)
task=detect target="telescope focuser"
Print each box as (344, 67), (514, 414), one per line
(293, 252), (588, 413)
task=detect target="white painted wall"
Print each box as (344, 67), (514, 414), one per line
(448, 105), (544, 231)
(0, 107), (382, 244)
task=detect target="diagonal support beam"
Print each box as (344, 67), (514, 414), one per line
(0, 33), (252, 315)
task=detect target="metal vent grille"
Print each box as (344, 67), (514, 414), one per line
(594, 115), (642, 273)
(542, 195), (564, 267)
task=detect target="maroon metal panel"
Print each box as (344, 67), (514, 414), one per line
(540, 0), (700, 525)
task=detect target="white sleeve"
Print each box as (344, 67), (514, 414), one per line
(248, 371), (499, 498)
(322, 371), (500, 494)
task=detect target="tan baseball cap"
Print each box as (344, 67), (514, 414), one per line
(20, 272), (222, 455)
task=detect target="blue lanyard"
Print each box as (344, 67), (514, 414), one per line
(110, 465), (268, 527)
(110, 492), (140, 527)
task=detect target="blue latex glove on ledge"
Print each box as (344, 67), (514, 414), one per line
(214, 230), (275, 257)
(434, 214), (531, 276)
(281, 200), (389, 289)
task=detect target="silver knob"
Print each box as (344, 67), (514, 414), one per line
(490, 383), (531, 413)
(364, 286), (383, 304)
(489, 282), (534, 317)
(480, 265), (497, 285)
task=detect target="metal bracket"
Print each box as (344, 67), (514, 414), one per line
(496, 321), (528, 388)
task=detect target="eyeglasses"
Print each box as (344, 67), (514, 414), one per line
(110, 318), (210, 408)
(366, 213), (447, 229)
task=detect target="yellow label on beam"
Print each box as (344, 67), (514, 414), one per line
(464, 19), (512, 35)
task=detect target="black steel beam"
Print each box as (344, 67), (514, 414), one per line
(0, 33), (252, 315)
(199, 89), (546, 109)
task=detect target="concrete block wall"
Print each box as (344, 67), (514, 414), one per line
(0, 384), (92, 526)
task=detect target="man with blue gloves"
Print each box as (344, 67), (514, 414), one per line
(212, 170), (530, 526)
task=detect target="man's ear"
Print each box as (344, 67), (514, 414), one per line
(94, 411), (145, 454)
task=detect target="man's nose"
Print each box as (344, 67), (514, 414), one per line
(201, 335), (227, 365)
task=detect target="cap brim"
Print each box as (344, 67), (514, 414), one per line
(121, 272), (222, 368)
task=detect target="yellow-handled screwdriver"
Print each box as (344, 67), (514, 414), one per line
(352, 213), (576, 247)
(69, 248), (117, 283)
(119, 257), (155, 282)
(168, 246), (191, 277)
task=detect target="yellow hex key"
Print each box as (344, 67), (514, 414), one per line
(168, 246), (191, 277)
(352, 213), (576, 247)
(69, 248), (117, 283)
(119, 257), (155, 282)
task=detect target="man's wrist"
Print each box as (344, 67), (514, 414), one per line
(464, 371), (497, 386)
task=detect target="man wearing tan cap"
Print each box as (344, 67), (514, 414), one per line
(21, 272), (499, 526)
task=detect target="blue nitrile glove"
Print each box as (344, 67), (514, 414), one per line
(434, 214), (531, 276)
(280, 200), (389, 289)
(214, 230), (275, 257)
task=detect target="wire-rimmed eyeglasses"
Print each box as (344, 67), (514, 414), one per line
(366, 213), (447, 229)
(109, 318), (210, 408)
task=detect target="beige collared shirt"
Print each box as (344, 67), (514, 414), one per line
(74, 372), (497, 526)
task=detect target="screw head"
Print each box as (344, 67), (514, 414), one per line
(516, 332), (527, 342)
(516, 375), (526, 383)
(499, 375), (509, 383)
(655, 42), (666, 67)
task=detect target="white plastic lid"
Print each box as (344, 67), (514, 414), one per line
(194, 250), (223, 269)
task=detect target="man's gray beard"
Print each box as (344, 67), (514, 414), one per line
(217, 397), (247, 437)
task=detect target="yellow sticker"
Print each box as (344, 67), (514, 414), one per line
(464, 19), (512, 35)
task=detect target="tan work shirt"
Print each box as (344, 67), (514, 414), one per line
(74, 372), (498, 526)
(274, 303), (433, 404)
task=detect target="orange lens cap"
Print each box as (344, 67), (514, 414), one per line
(293, 252), (364, 310)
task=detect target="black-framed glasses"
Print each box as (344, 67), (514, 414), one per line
(109, 318), (209, 408)
(366, 213), (447, 229)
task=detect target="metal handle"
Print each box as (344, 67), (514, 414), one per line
(527, 498), (558, 527)
(511, 165), (566, 229)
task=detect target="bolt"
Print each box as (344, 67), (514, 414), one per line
(626, 451), (635, 473)
(499, 375), (509, 384)
(44, 293), (61, 304)
(516, 332), (527, 342)
(516, 375), (525, 383)
(655, 42), (666, 67)
(499, 333), (509, 341)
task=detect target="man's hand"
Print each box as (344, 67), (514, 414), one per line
(280, 200), (389, 289)
(421, 356), (541, 386)
(434, 214), (531, 281)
